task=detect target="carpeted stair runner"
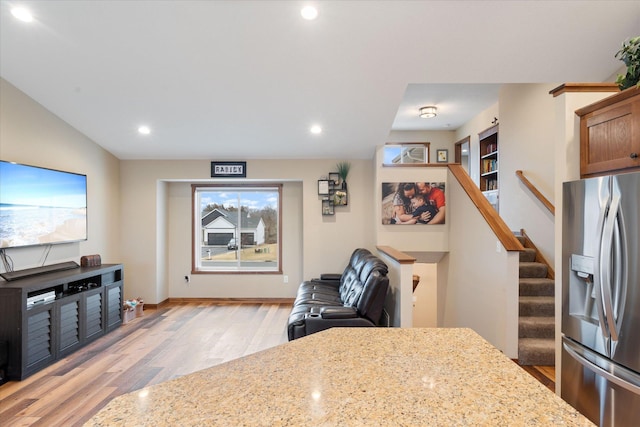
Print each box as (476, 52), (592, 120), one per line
(516, 234), (555, 366)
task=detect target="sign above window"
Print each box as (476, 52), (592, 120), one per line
(211, 161), (247, 178)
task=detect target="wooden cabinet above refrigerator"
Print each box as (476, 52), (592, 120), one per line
(576, 86), (640, 178)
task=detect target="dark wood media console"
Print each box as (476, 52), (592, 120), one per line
(0, 264), (124, 380)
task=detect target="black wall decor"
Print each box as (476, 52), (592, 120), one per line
(211, 161), (247, 178)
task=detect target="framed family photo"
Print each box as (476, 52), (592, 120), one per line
(381, 182), (446, 225)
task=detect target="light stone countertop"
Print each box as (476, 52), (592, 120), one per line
(87, 328), (593, 426)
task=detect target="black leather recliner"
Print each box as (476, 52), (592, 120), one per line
(287, 248), (389, 340)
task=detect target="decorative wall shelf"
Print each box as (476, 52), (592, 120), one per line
(319, 173), (348, 215)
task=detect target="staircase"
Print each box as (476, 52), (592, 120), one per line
(517, 231), (555, 366)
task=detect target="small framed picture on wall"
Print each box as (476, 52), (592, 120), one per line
(318, 179), (330, 195)
(436, 149), (448, 163)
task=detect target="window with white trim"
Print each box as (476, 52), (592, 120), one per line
(192, 184), (281, 273)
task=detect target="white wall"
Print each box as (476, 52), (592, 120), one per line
(445, 170), (520, 357)
(119, 159), (376, 303)
(412, 262), (438, 327)
(157, 181), (169, 303)
(0, 78), (121, 271)
(377, 250), (415, 327)
(498, 84), (557, 266)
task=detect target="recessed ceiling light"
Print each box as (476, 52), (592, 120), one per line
(301, 6), (318, 20)
(310, 125), (322, 134)
(138, 125), (151, 135)
(11, 7), (34, 22)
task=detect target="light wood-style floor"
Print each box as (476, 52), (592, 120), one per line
(0, 302), (291, 426)
(520, 364), (556, 392)
(0, 302), (554, 426)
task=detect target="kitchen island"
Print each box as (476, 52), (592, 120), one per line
(87, 328), (592, 426)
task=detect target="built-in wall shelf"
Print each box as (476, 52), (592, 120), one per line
(478, 124), (499, 212)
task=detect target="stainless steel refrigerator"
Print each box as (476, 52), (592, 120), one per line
(562, 171), (640, 426)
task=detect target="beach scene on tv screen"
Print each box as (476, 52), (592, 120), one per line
(0, 162), (87, 248)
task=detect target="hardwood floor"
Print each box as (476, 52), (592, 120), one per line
(0, 302), (291, 426)
(520, 364), (556, 393)
(0, 302), (555, 426)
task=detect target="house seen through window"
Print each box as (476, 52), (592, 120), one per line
(192, 184), (281, 273)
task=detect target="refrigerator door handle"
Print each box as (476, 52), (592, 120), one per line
(611, 180), (628, 347)
(601, 192), (623, 342)
(563, 338), (640, 395)
(593, 191), (611, 344)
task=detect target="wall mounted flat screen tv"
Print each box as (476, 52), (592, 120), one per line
(0, 160), (87, 249)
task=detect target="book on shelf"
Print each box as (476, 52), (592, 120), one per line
(482, 159), (498, 173)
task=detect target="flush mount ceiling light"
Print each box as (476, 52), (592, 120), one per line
(137, 125), (151, 135)
(301, 6), (318, 20)
(419, 106), (437, 118)
(11, 7), (34, 22)
(310, 125), (322, 134)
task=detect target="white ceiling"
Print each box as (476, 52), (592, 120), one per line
(1, 1), (638, 160)
(392, 84), (502, 131)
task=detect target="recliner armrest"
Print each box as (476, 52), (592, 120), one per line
(319, 273), (342, 281)
(319, 306), (358, 319)
(302, 310), (376, 337)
